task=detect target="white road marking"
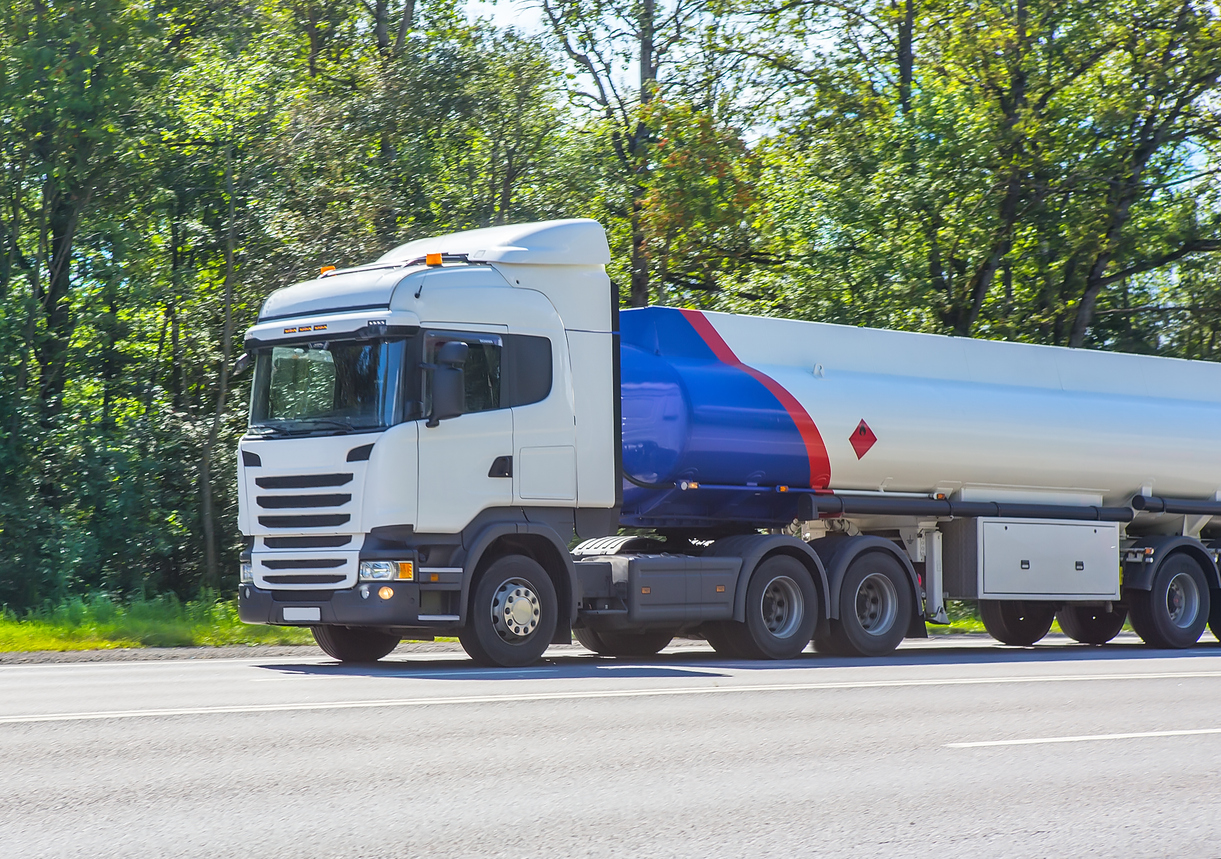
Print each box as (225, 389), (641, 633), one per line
(2, 670), (1220, 725)
(949, 727), (1221, 748)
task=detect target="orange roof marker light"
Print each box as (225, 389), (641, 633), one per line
(425, 253), (444, 266)
(320, 265), (336, 276)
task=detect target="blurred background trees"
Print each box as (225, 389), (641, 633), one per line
(1, 0), (1219, 609)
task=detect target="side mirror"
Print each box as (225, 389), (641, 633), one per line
(231, 352), (252, 377)
(426, 341), (468, 427)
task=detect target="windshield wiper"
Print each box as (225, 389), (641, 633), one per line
(247, 417), (382, 438)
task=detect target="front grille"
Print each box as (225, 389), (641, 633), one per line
(262, 558), (345, 569)
(264, 535), (353, 549)
(264, 574), (347, 585)
(257, 493), (352, 509)
(258, 514), (350, 528)
(256, 473), (352, 489)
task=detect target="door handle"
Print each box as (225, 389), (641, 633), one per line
(488, 456), (513, 478)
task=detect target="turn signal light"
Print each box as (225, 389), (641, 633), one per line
(396, 561), (414, 580)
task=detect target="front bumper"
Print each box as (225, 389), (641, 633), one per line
(240, 582), (434, 627)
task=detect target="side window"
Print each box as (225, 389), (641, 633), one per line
(423, 332), (502, 415)
(504, 334), (553, 407)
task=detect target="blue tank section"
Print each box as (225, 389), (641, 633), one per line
(619, 307), (813, 528)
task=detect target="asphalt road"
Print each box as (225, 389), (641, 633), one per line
(2, 634), (1220, 859)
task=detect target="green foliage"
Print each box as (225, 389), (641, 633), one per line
(0, 592), (313, 651)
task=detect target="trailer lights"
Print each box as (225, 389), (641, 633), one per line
(378, 587), (394, 600)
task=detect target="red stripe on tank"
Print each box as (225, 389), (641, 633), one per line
(679, 309), (832, 488)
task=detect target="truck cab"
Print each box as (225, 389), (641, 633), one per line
(237, 219), (620, 664)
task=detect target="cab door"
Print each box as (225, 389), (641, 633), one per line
(415, 330), (513, 534)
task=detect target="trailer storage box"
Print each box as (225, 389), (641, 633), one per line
(942, 518), (1121, 600)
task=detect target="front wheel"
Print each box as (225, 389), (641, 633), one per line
(458, 554), (558, 667)
(1056, 605), (1127, 645)
(979, 600), (1055, 646)
(1128, 553), (1210, 649)
(312, 626), (401, 662)
(825, 551), (912, 657)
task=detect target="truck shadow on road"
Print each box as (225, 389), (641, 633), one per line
(255, 636), (1221, 680)
(257, 660), (733, 681)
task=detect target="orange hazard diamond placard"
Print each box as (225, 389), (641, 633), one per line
(850, 419), (877, 459)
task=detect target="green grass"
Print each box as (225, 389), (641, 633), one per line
(0, 593), (314, 652)
(927, 600), (990, 635)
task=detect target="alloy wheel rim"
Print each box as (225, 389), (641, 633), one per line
(855, 573), (898, 636)
(760, 576), (804, 639)
(1165, 572), (1200, 629)
(491, 578), (541, 642)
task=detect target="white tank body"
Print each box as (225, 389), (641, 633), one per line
(624, 308), (1221, 509)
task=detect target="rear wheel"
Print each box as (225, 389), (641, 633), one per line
(458, 554), (557, 667)
(312, 626), (401, 662)
(1127, 553), (1210, 649)
(574, 626), (674, 657)
(826, 551), (912, 657)
(979, 600), (1055, 646)
(1056, 605), (1127, 645)
(711, 556), (818, 660)
(701, 621), (748, 659)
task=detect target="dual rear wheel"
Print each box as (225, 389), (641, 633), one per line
(704, 555), (819, 660)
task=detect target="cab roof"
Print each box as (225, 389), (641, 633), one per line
(378, 218), (610, 266)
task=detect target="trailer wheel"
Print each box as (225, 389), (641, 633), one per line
(826, 551), (911, 657)
(311, 626), (401, 662)
(458, 554), (557, 667)
(979, 600), (1054, 646)
(574, 627), (674, 657)
(1127, 553), (1210, 649)
(1056, 605), (1127, 645)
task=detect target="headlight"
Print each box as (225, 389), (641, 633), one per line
(240, 562), (253, 583)
(359, 560), (414, 581)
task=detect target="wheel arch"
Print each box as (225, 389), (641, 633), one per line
(456, 523), (577, 644)
(703, 534), (829, 626)
(808, 535), (922, 633)
(1123, 535), (1219, 593)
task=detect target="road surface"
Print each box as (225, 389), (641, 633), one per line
(2, 634), (1220, 858)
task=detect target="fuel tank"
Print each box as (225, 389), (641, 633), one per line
(619, 307), (1221, 528)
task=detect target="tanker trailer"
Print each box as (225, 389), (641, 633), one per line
(234, 218), (1221, 666)
(595, 305), (1221, 655)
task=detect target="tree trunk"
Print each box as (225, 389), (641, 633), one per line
(200, 147), (238, 591)
(897, 0), (914, 114)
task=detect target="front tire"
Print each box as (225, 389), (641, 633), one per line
(979, 600), (1055, 646)
(826, 551), (912, 657)
(312, 626), (401, 662)
(1056, 605), (1127, 645)
(1127, 553), (1210, 649)
(458, 554), (558, 667)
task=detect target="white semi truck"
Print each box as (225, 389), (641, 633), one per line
(237, 219), (1221, 666)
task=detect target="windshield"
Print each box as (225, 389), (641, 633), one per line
(248, 338), (412, 436)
